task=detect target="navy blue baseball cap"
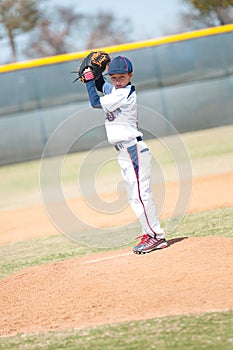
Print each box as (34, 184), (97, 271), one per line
(107, 56), (133, 75)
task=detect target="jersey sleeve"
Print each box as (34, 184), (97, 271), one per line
(100, 88), (129, 113)
(86, 81), (102, 109)
(102, 83), (114, 95)
(95, 75), (105, 93)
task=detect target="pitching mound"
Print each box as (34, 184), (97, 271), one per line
(1, 236), (233, 337)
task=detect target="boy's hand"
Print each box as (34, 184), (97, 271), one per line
(82, 67), (95, 82)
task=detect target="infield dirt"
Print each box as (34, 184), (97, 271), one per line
(0, 170), (233, 337)
(1, 235), (233, 337)
(1, 171), (233, 245)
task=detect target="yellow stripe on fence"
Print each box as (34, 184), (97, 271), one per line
(0, 24), (233, 73)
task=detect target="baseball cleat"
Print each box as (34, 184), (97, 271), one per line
(133, 234), (168, 254)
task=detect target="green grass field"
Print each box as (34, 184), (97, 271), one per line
(0, 125), (233, 349)
(1, 310), (232, 350)
(1, 124), (233, 209)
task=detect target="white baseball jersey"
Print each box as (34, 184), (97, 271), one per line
(100, 83), (143, 144)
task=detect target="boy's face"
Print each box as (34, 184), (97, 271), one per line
(109, 72), (133, 89)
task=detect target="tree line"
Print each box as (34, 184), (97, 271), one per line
(0, 0), (232, 63)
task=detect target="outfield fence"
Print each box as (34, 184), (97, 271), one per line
(0, 25), (233, 164)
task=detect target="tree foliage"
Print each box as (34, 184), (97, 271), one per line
(182, 0), (233, 29)
(85, 12), (133, 49)
(25, 7), (133, 59)
(0, 0), (40, 62)
(0, 1), (134, 61)
(25, 6), (85, 58)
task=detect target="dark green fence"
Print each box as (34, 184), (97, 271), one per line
(0, 28), (232, 164)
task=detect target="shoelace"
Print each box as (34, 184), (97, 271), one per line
(135, 234), (150, 243)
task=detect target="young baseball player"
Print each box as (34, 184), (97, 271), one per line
(83, 56), (167, 254)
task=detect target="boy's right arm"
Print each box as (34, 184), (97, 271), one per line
(81, 67), (102, 109)
(86, 81), (102, 109)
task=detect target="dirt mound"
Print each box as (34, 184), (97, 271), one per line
(1, 236), (233, 337)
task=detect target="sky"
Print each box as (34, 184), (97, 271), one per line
(51, 0), (185, 39)
(0, 0), (186, 64)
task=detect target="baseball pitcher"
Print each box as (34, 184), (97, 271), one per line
(74, 52), (168, 254)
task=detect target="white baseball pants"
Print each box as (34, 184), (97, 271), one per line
(117, 141), (165, 239)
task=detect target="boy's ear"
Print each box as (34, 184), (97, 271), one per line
(129, 72), (133, 78)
